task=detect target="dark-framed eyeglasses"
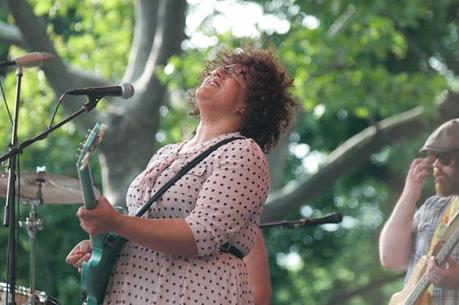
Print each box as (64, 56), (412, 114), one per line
(222, 65), (248, 82)
(428, 150), (459, 166)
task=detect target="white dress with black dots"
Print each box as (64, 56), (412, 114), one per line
(103, 132), (271, 305)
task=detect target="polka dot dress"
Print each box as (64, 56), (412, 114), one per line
(103, 132), (270, 305)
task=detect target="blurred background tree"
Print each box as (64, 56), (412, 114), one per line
(0, 0), (457, 304)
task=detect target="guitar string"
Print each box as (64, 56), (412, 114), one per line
(406, 228), (459, 304)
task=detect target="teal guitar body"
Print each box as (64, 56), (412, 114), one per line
(76, 123), (126, 305)
(80, 234), (125, 305)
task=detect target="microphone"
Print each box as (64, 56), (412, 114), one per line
(0, 52), (55, 68)
(66, 83), (135, 99)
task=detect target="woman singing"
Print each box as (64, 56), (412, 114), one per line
(67, 46), (297, 305)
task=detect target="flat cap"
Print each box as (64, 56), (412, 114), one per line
(420, 118), (459, 153)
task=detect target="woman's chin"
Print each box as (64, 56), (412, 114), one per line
(195, 87), (215, 100)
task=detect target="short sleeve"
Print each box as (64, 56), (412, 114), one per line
(413, 198), (428, 232)
(185, 138), (270, 256)
(413, 195), (442, 232)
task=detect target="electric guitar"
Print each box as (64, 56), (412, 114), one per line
(76, 123), (126, 305)
(388, 219), (459, 305)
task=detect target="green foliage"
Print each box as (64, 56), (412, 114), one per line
(0, 0), (456, 304)
(29, 0), (133, 79)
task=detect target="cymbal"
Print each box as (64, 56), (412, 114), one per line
(0, 173), (100, 204)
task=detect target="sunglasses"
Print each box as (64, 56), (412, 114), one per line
(428, 150), (459, 166)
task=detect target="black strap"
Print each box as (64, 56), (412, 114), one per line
(134, 136), (245, 260)
(135, 136), (243, 217)
(220, 242), (244, 259)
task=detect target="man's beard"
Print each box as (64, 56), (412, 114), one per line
(435, 175), (459, 196)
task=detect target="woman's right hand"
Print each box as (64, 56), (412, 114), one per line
(66, 239), (92, 271)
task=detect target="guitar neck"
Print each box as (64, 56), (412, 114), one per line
(435, 227), (459, 264)
(78, 166), (97, 210)
(405, 226), (459, 305)
(405, 275), (429, 305)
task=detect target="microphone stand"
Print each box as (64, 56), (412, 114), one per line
(3, 66), (23, 305)
(259, 212), (343, 229)
(1, 92), (101, 305)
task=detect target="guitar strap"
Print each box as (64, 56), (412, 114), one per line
(135, 136), (243, 217)
(133, 136), (246, 259)
(428, 196), (459, 256)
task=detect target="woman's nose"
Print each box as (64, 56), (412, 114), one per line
(212, 66), (225, 78)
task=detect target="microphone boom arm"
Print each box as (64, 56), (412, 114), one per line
(0, 96), (99, 163)
(259, 212), (343, 229)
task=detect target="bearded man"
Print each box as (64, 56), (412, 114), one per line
(379, 118), (459, 304)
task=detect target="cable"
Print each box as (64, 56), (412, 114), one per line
(0, 77), (14, 126)
(15, 155), (20, 293)
(49, 92), (67, 128)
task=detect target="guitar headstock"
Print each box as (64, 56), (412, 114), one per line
(76, 123), (107, 170)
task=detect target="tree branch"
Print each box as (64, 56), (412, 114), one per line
(123, 0), (160, 82)
(0, 21), (26, 48)
(268, 111), (304, 191)
(436, 45), (459, 75)
(327, 5), (356, 37)
(268, 133), (290, 191)
(262, 90), (459, 222)
(135, 0), (186, 102)
(6, 0), (68, 92)
(5, 0), (188, 206)
(325, 273), (403, 305)
(96, 0), (187, 205)
(5, 0), (100, 129)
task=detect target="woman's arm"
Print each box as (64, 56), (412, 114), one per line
(77, 196), (199, 257)
(245, 229), (272, 305)
(77, 139), (269, 258)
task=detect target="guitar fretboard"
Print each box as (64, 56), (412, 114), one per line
(405, 225), (459, 305)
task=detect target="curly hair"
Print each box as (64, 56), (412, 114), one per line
(187, 47), (298, 152)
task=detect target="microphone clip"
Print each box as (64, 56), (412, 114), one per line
(83, 95), (103, 112)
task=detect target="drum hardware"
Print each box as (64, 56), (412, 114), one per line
(0, 166), (99, 305)
(0, 166), (69, 305)
(0, 283), (59, 305)
(0, 166), (65, 305)
(19, 167), (45, 305)
(0, 171), (100, 205)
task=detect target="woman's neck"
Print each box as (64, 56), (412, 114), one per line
(185, 120), (240, 149)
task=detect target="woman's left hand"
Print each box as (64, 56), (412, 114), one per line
(77, 195), (122, 235)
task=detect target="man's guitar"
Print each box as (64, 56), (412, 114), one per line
(76, 123), (126, 305)
(388, 220), (459, 305)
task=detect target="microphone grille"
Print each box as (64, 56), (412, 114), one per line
(17, 52), (55, 68)
(39, 52), (56, 62)
(120, 83), (135, 99)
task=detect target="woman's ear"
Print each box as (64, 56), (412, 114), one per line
(237, 105), (247, 116)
